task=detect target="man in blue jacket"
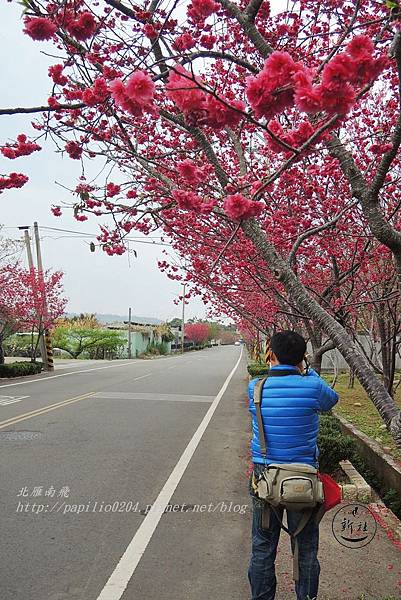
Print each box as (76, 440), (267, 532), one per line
(248, 330), (338, 600)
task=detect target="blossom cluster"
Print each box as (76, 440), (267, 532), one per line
(110, 70), (155, 117)
(65, 141), (82, 160)
(82, 77), (110, 106)
(1, 134), (41, 159)
(24, 9), (97, 42)
(167, 65), (245, 128)
(24, 17), (57, 41)
(187, 0), (219, 24)
(97, 226), (126, 256)
(177, 160), (204, 185)
(172, 189), (215, 213)
(223, 194), (264, 221)
(266, 120), (317, 154)
(62, 11), (97, 41)
(48, 64), (68, 86)
(246, 37), (386, 121)
(0, 172), (29, 194)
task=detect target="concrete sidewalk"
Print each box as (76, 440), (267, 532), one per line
(274, 501), (401, 599)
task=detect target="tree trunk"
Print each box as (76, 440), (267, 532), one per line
(0, 334), (5, 365)
(348, 367), (355, 389)
(241, 218), (401, 448)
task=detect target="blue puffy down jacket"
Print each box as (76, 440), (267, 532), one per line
(248, 364), (339, 467)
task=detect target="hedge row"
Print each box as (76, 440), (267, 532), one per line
(247, 362), (269, 377)
(0, 361), (43, 378)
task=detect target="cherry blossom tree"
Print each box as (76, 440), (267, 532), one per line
(185, 322), (210, 345)
(0, 263), (67, 362)
(3, 0), (401, 445)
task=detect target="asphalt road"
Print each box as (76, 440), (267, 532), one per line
(0, 346), (251, 600)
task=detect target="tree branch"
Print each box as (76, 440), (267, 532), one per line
(0, 104), (85, 116)
(288, 200), (358, 265)
(215, 0), (273, 59)
(245, 0), (264, 22)
(159, 109), (230, 188)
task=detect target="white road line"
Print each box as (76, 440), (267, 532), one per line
(96, 347), (243, 600)
(0, 395), (29, 406)
(93, 392), (214, 403)
(0, 360), (144, 390)
(0, 353), (194, 390)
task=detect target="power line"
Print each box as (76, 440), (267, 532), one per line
(5, 225), (172, 247)
(5, 225), (166, 239)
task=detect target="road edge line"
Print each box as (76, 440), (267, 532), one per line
(96, 347), (243, 600)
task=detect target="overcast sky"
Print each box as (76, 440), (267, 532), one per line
(1, 2), (211, 322)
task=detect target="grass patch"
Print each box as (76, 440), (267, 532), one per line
(321, 373), (401, 463)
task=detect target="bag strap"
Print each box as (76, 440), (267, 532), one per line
(267, 464), (318, 474)
(253, 377), (268, 455)
(270, 504), (315, 582)
(253, 370), (302, 457)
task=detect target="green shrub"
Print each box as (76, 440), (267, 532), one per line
(0, 361), (43, 378)
(4, 334), (40, 359)
(318, 414), (357, 475)
(319, 413), (342, 434)
(247, 362), (269, 377)
(317, 415), (401, 519)
(146, 341), (168, 355)
(317, 433), (357, 475)
(381, 488), (401, 516)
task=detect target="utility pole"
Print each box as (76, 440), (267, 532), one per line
(128, 307), (132, 359)
(20, 227), (47, 367)
(181, 283), (186, 354)
(23, 229), (34, 271)
(33, 222), (54, 371)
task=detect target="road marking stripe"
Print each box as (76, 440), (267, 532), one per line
(0, 360), (143, 390)
(0, 392), (95, 429)
(0, 395), (29, 406)
(0, 373), (151, 428)
(0, 353), (191, 390)
(96, 347), (243, 600)
(93, 392), (214, 403)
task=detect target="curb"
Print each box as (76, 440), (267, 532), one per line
(339, 459), (372, 502)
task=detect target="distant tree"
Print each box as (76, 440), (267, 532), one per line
(0, 264), (66, 363)
(185, 322), (209, 346)
(0, 225), (23, 267)
(52, 327), (125, 359)
(207, 322), (221, 342)
(220, 331), (237, 345)
(168, 318), (182, 329)
(57, 313), (100, 329)
(155, 323), (175, 342)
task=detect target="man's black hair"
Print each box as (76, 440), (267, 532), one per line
(270, 330), (307, 366)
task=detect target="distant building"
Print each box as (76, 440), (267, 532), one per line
(106, 322), (172, 357)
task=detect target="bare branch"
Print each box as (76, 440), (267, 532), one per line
(288, 200), (359, 265)
(0, 104), (85, 116)
(104, 0), (138, 20)
(208, 223), (241, 275)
